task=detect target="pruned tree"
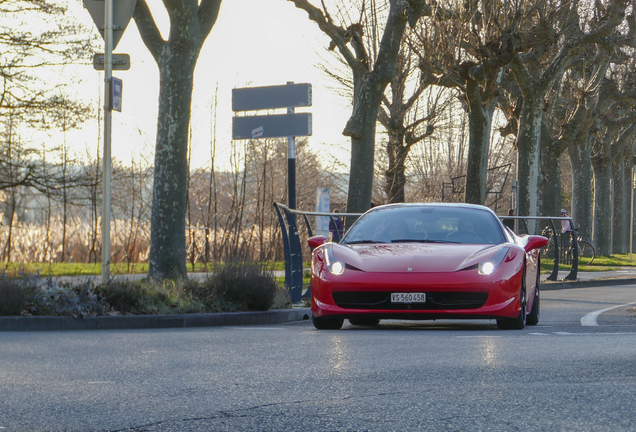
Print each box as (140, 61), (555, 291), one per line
(509, 0), (629, 226)
(288, 0), (448, 220)
(538, 46), (610, 236)
(133, 0), (222, 279)
(413, 0), (524, 205)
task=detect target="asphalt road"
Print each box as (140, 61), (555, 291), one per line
(1, 284), (636, 432)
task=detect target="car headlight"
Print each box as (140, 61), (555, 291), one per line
(324, 245), (345, 275)
(478, 247), (510, 275)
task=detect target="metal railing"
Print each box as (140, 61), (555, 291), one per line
(273, 202), (579, 302)
(500, 216), (578, 281)
(273, 202), (362, 302)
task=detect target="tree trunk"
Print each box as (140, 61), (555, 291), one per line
(539, 137), (562, 220)
(464, 79), (496, 205)
(567, 137), (594, 239)
(515, 92), (542, 231)
(612, 155), (627, 253)
(345, 71), (388, 217)
(385, 127), (407, 203)
(592, 154), (612, 256)
(147, 54), (195, 279)
(628, 155), (636, 252)
(134, 0), (221, 279)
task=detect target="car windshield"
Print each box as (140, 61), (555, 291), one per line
(342, 205), (506, 245)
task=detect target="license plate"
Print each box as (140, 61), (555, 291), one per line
(391, 292), (426, 303)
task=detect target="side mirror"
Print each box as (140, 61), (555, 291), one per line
(308, 235), (327, 249)
(524, 235), (549, 252)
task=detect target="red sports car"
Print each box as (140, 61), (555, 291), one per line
(307, 203), (548, 330)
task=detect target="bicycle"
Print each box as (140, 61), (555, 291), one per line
(540, 227), (596, 266)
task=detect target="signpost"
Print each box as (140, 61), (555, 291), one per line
(84, 0), (136, 284)
(232, 83), (311, 111)
(232, 113), (312, 140)
(93, 54), (130, 71)
(232, 83), (312, 302)
(231, 82), (313, 213)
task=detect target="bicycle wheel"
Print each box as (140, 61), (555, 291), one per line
(577, 240), (595, 266)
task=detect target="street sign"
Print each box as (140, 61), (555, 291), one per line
(232, 113), (312, 140)
(83, 0), (137, 50)
(110, 77), (122, 112)
(93, 53), (130, 70)
(232, 83), (312, 111)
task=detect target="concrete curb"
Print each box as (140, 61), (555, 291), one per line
(542, 277), (636, 290)
(0, 308), (312, 332)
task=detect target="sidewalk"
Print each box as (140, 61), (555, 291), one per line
(1, 269), (634, 331)
(541, 267), (636, 290)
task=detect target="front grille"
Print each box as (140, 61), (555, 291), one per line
(332, 291), (488, 310)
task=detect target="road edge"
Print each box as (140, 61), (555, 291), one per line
(0, 308), (312, 332)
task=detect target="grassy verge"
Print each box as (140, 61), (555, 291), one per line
(541, 253), (636, 273)
(0, 261), (312, 277)
(0, 260), (292, 317)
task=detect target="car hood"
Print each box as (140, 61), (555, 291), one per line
(332, 242), (513, 273)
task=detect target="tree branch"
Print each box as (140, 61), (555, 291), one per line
(133, 0), (165, 62)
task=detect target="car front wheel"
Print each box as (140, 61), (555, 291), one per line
(526, 269), (540, 326)
(497, 274), (527, 330)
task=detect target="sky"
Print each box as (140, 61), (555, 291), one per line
(64, 0), (354, 170)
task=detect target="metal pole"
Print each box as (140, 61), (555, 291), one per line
(631, 166), (634, 260)
(101, 0), (113, 284)
(511, 180), (519, 233)
(286, 82), (296, 213)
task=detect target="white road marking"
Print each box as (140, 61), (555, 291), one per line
(581, 302), (636, 327)
(529, 332), (548, 335)
(554, 332), (574, 335)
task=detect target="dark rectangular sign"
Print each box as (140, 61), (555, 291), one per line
(232, 113), (312, 139)
(232, 83), (312, 111)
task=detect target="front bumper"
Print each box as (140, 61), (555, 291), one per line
(310, 266), (522, 321)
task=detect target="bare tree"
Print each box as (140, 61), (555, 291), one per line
(412, 0), (524, 204)
(509, 0), (629, 223)
(288, 0), (446, 220)
(133, 0), (222, 279)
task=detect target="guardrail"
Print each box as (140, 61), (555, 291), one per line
(273, 202), (579, 302)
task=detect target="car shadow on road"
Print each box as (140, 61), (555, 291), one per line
(343, 320), (500, 331)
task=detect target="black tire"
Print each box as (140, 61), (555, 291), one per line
(526, 284), (540, 327)
(348, 317), (380, 326)
(497, 272), (527, 330)
(312, 315), (344, 330)
(577, 240), (595, 266)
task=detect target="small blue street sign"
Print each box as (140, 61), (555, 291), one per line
(110, 77), (122, 112)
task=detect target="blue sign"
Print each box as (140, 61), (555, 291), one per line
(110, 77), (122, 112)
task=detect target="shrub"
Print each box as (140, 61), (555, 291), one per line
(99, 280), (152, 314)
(205, 259), (279, 311)
(0, 278), (30, 316)
(98, 279), (205, 315)
(27, 278), (113, 317)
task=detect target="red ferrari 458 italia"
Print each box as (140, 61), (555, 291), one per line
(307, 203), (548, 330)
